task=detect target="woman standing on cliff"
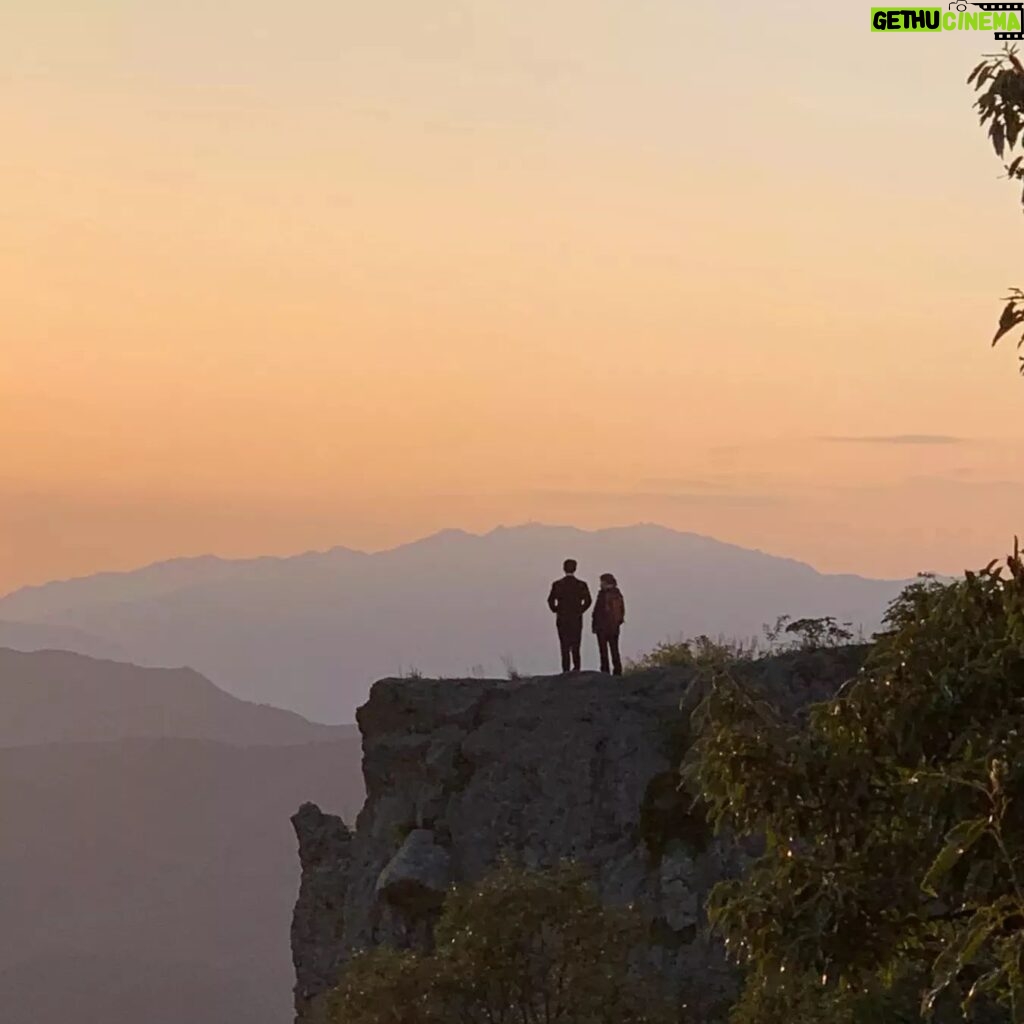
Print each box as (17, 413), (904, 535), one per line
(592, 573), (626, 676)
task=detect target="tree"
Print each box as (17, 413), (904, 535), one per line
(318, 948), (438, 1024)
(970, 47), (1024, 373)
(323, 861), (679, 1024)
(781, 616), (855, 652)
(686, 546), (1024, 1023)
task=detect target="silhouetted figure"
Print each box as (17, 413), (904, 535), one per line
(547, 559), (592, 674)
(592, 573), (625, 676)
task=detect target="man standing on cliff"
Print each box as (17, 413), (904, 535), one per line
(547, 559), (592, 674)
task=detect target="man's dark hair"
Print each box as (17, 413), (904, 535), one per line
(563, 559), (577, 574)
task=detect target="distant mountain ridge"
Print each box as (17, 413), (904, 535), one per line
(0, 619), (128, 662)
(0, 547), (370, 618)
(0, 646), (364, 1024)
(0, 524), (911, 723)
(0, 647), (350, 747)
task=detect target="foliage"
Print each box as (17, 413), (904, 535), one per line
(323, 948), (438, 1024)
(500, 654), (523, 680)
(629, 619), (858, 676)
(762, 615), (856, 653)
(627, 638), (697, 672)
(628, 635), (761, 674)
(970, 47), (1024, 373)
(784, 616), (854, 651)
(325, 861), (679, 1024)
(685, 546), (1024, 1023)
(690, 634), (762, 667)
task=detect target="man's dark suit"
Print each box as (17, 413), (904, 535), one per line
(547, 575), (592, 673)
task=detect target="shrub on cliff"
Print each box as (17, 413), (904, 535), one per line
(628, 618), (858, 676)
(324, 861), (678, 1024)
(686, 547), (1024, 1023)
(628, 635), (760, 673)
(317, 948), (436, 1024)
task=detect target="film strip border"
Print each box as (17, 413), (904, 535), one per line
(976, 2), (1024, 39)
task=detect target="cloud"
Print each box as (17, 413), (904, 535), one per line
(818, 434), (966, 446)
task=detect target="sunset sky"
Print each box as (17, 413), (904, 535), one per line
(3, 0), (1023, 593)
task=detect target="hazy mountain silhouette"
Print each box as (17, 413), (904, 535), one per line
(0, 647), (347, 746)
(0, 524), (910, 723)
(0, 649), (363, 1024)
(0, 618), (127, 662)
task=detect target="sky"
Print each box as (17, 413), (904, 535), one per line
(3, 0), (1023, 594)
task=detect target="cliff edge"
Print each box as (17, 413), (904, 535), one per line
(291, 650), (863, 1022)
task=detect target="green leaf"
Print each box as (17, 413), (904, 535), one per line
(992, 121), (1006, 158)
(993, 300), (1024, 346)
(959, 903), (1008, 967)
(921, 818), (988, 896)
(968, 965), (1007, 1002)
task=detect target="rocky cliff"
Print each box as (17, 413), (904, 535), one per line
(291, 650), (864, 1022)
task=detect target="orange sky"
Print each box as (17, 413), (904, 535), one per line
(3, 1), (1023, 594)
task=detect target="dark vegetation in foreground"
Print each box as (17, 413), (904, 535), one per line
(324, 862), (678, 1024)
(692, 547), (1024, 1024)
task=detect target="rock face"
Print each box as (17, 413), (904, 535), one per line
(375, 829), (451, 912)
(290, 803), (353, 1023)
(291, 650), (864, 1022)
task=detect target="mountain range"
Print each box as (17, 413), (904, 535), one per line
(0, 524), (911, 723)
(0, 647), (363, 1024)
